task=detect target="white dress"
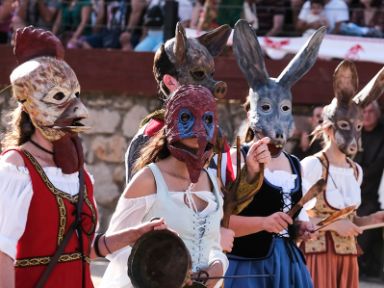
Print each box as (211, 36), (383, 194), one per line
(100, 163), (228, 288)
(0, 159), (84, 260)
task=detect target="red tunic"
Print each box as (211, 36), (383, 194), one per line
(2, 149), (97, 288)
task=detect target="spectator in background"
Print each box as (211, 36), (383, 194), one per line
(347, 0), (383, 37)
(298, 0), (328, 36)
(290, 0), (304, 26)
(119, 0), (147, 51)
(52, 0), (92, 48)
(291, 106), (323, 159)
(134, 0), (193, 52)
(354, 101), (384, 279)
(297, 0), (349, 34)
(13, 0), (59, 31)
(80, 0), (127, 49)
(0, 0), (14, 43)
(246, 0), (285, 36)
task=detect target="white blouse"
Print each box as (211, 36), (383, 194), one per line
(0, 160), (87, 260)
(100, 164), (227, 288)
(265, 168), (309, 227)
(301, 156), (363, 210)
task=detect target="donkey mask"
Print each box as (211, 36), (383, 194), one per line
(323, 60), (384, 156)
(161, 23), (231, 99)
(233, 20), (325, 156)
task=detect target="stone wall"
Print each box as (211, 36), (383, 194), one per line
(0, 90), (247, 231)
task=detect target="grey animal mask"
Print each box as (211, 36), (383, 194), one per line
(233, 20), (325, 156)
(163, 23), (231, 98)
(323, 60), (384, 156)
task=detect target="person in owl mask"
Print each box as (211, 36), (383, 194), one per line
(301, 60), (384, 288)
(100, 85), (228, 288)
(0, 26), (166, 288)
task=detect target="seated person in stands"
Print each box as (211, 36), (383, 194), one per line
(297, 0), (349, 34)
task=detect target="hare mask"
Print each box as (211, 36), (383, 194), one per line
(165, 85), (217, 183)
(10, 26), (90, 173)
(233, 20), (325, 156)
(159, 23), (231, 99)
(323, 60), (384, 156)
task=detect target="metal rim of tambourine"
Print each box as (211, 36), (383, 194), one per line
(127, 229), (191, 288)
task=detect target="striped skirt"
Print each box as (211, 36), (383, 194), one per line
(225, 238), (313, 288)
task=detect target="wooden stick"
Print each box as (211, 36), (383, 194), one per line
(313, 205), (356, 232)
(287, 178), (325, 218)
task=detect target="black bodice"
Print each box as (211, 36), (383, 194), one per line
(230, 145), (303, 259)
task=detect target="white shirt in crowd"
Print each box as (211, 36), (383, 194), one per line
(299, 0), (349, 32)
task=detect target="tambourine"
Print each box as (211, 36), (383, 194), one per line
(128, 229), (211, 288)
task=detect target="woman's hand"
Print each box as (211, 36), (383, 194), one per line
(262, 212), (293, 234)
(129, 218), (167, 245)
(245, 137), (271, 182)
(295, 220), (315, 241)
(328, 219), (362, 237)
(220, 227), (235, 253)
(204, 261), (223, 288)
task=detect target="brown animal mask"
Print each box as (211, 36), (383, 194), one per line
(232, 20), (325, 156)
(323, 60), (384, 156)
(10, 27), (89, 142)
(162, 23), (231, 99)
(10, 26), (90, 173)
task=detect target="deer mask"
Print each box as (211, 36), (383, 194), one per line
(323, 60), (384, 156)
(233, 20), (325, 156)
(10, 26), (90, 173)
(161, 23), (231, 99)
(165, 85), (217, 183)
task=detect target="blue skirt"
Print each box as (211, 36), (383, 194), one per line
(224, 238), (313, 288)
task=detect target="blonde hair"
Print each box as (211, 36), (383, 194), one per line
(310, 120), (333, 148)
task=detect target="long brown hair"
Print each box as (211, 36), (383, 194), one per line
(2, 106), (35, 150)
(133, 127), (171, 173)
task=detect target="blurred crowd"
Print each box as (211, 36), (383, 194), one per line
(0, 0), (383, 51)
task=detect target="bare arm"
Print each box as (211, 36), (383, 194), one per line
(266, 14), (284, 36)
(71, 5), (91, 40)
(52, 10), (61, 35)
(90, 218), (167, 259)
(90, 167), (160, 258)
(229, 212), (292, 237)
(0, 251), (15, 288)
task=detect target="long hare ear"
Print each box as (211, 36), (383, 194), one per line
(333, 60), (359, 105)
(197, 24), (231, 57)
(174, 22), (187, 66)
(278, 27), (326, 88)
(353, 66), (384, 107)
(233, 19), (269, 88)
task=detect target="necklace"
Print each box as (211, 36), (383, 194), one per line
(29, 138), (54, 155)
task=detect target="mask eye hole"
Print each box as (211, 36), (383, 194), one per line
(337, 120), (350, 130)
(181, 112), (191, 123)
(53, 92), (65, 101)
(356, 123), (363, 131)
(281, 105), (290, 112)
(191, 70), (205, 81)
(75, 92), (80, 98)
(204, 114), (213, 125)
(261, 104), (271, 112)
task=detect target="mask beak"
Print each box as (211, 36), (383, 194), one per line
(53, 98), (90, 133)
